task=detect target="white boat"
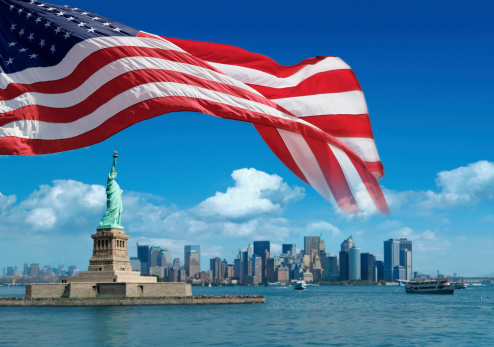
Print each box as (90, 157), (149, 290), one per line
(405, 280), (454, 294)
(452, 282), (468, 289)
(208, 281), (212, 288)
(294, 281), (306, 290)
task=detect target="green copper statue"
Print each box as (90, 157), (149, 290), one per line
(98, 151), (123, 229)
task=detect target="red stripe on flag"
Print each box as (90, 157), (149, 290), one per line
(0, 67), (281, 126)
(247, 70), (362, 99)
(163, 36), (332, 78)
(302, 114), (375, 138)
(304, 136), (359, 213)
(0, 45), (227, 101)
(348, 155), (389, 214)
(254, 124), (309, 184)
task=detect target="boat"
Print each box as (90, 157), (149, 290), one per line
(294, 281), (306, 290)
(208, 281), (212, 288)
(452, 282), (468, 289)
(405, 280), (454, 294)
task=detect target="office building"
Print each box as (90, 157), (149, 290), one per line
(324, 255), (339, 279)
(149, 244), (161, 268)
(130, 257), (141, 272)
(304, 236), (320, 261)
(383, 239), (400, 282)
(282, 244), (296, 256)
(253, 241), (270, 283)
(160, 248), (173, 268)
(184, 245), (201, 272)
(349, 247), (361, 280)
(137, 243), (150, 275)
(373, 260), (384, 281)
(384, 238), (412, 282)
(30, 264), (40, 277)
(339, 236), (354, 280)
(172, 258), (181, 271)
(210, 257), (223, 283)
(360, 253), (376, 281)
(185, 250), (200, 278)
(399, 239), (412, 280)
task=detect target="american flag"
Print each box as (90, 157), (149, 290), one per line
(0, 0), (388, 214)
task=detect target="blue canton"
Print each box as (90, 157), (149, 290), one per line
(0, 0), (139, 74)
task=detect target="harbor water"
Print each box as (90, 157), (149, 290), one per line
(0, 285), (492, 346)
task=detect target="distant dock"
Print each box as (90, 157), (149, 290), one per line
(0, 295), (265, 307)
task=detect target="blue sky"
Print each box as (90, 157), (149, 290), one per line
(1, 0), (493, 277)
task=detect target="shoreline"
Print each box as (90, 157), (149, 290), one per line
(0, 295), (265, 307)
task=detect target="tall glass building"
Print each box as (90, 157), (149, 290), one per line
(384, 238), (412, 282)
(184, 245), (201, 272)
(253, 241), (270, 283)
(349, 247), (361, 280)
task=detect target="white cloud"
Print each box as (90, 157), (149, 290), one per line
(382, 161), (494, 212)
(387, 227), (450, 254)
(479, 215), (494, 224)
(0, 168), (303, 246)
(20, 180), (106, 230)
(306, 220), (342, 238)
(0, 192), (16, 211)
(194, 168), (304, 220)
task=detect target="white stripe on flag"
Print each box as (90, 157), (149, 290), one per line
(337, 137), (381, 163)
(328, 143), (377, 213)
(272, 91), (368, 117)
(208, 57), (350, 88)
(277, 129), (336, 204)
(0, 56), (262, 113)
(0, 82), (311, 140)
(0, 36), (186, 89)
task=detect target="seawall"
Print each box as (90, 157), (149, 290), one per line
(0, 296), (265, 307)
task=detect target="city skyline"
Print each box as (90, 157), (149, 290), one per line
(0, 235), (469, 280)
(1, 0), (494, 277)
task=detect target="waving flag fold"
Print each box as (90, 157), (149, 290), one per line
(0, 0), (389, 214)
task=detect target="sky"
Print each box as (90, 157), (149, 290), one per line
(1, 0), (493, 277)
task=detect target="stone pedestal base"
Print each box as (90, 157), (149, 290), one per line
(26, 282), (192, 298)
(61, 270), (157, 284)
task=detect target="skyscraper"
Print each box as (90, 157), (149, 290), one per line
(349, 247), (361, 280)
(373, 260), (384, 281)
(399, 239), (412, 280)
(160, 248), (172, 268)
(324, 255), (339, 279)
(210, 257), (223, 283)
(185, 251), (200, 278)
(172, 258), (181, 271)
(383, 238), (413, 282)
(360, 252), (376, 281)
(184, 245), (201, 272)
(149, 244), (161, 268)
(304, 236), (320, 258)
(339, 236), (355, 280)
(137, 243), (150, 275)
(253, 241), (270, 283)
(30, 263), (40, 277)
(282, 244), (296, 256)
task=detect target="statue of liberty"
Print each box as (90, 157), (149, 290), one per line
(98, 151), (123, 229)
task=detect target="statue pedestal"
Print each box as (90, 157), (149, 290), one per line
(27, 227), (192, 298)
(61, 227), (155, 284)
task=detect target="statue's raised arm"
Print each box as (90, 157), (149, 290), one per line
(98, 151), (124, 229)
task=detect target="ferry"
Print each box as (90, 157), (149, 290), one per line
(452, 282), (468, 289)
(405, 280), (454, 294)
(294, 281), (307, 290)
